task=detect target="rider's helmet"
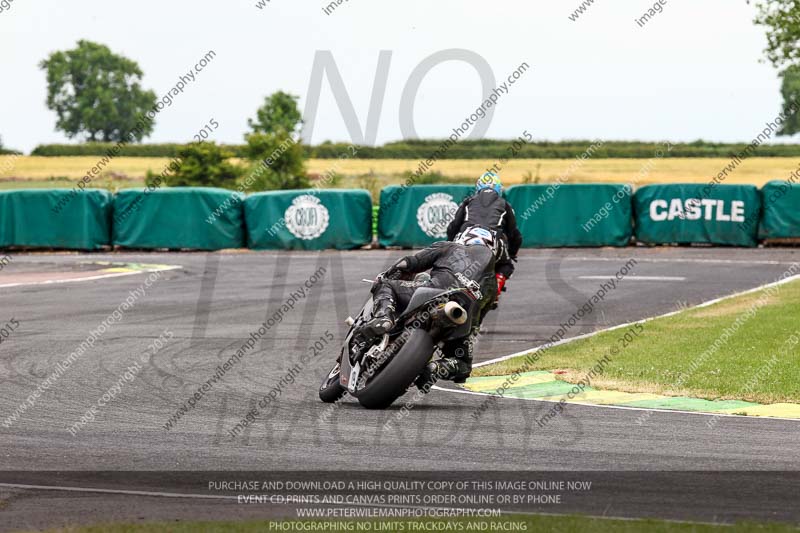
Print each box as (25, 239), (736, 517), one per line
(476, 171), (502, 194)
(456, 226), (496, 251)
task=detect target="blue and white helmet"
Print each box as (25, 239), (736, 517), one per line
(476, 171), (502, 194)
(456, 226), (496, 250)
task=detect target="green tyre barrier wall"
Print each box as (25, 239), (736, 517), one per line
(245, 189), (372, 250)
(113, 187), (245, 250)
(378, 184), (474, 248)
(759, 180), (800, 239)
(0, 189), (112, 250)
(634, 184), (761, 247)
(505, 184), (633, 247)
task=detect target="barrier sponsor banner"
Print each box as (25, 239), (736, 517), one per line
(113, 187), (245, 250)
(505, 184), (633, 247)
(759, 180), (800, 239)
(245, 189), (372, 250)
(634, 184), (760, 247)
(378, 185), (474, 247)
(0, 189), (112, 250)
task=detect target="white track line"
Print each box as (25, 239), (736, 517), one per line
(442, 272), (800, 422)
(0, 482), (237, 500)
(0, 266), (181, 289)
(0, 484), (487, 514)
(0, 481), (739, 528)
(561, 256), (797, 265)
(579, 275), (686, 281)
(473, 272), (800, 369)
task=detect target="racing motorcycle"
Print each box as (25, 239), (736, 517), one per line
(318, 272), (481, 409)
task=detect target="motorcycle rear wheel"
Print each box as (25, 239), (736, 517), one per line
(356, 328), (434, 409)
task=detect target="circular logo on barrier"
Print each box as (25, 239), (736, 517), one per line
(417, 193), (458, 238)
(285, 195), (330, 240)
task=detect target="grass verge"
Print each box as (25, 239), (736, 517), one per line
(474, 278), (800, 404)
(35, 516), (800, 533)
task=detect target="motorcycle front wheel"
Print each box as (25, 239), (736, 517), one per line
(318, 362), (347, 403)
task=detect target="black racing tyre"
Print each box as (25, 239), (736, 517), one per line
(356, 328), (435, 410)
(319, 362), (347, 403)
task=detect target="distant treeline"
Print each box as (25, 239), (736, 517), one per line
(28, 139), (800, 159)
(31, 143), (227, 158)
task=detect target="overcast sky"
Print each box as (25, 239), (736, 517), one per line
(0, 0), (787, 153)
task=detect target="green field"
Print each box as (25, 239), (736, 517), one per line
(2, 156), (799, 192)
(31, 516), (800, 533)
(475, 278), (800, 404)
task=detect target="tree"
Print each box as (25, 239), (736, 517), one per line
(40, 40), (157, 142)
(242, 91), (308, 191)
(753, 1), (800, 135)
(242, 132), (309, 190)
(247, 91), (303, 136)
(147, 142), (242, 188)
(753, 1), (800, 69)
(777, 64), (800, 135)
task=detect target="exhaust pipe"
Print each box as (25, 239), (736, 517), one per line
(443, 302), (467, 325)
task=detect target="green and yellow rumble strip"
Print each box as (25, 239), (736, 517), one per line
(463, 370), (800, 419)
(91, 262), (180, 274)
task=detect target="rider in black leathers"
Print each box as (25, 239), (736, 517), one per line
(447, 172), (522, 302)
(359, 228), (497, 383)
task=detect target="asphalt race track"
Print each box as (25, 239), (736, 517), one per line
(1, 247), (800, 531)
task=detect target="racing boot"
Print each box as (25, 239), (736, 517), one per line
(453, 330), (476, 383)
(358, 296), (396, 341)
(414, 362), (438, 393)
(426, 357), (472, 383)
(417, 333), (475, 389)
(438, 332), (476, 383)
(452, 355), (473, 384)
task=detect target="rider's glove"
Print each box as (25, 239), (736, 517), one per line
(382, 259), (409, 280)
